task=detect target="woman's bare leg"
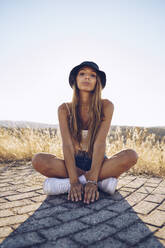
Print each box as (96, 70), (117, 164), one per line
(98, 149), (138, 180)
(32, 149), (138, 180)
(32, 152), (85, 178)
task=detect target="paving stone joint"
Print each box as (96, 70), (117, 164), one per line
(0, 162), (165, 248)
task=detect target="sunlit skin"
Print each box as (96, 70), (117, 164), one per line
(32, 66), (138, 204)
(76, 67), (97, 93)
(69, 66), (99, 203)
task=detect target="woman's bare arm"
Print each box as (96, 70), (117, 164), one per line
(58, 103), (79, 184)
(86, 99), (114, 181)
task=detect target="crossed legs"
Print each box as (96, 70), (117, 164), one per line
(32, 149), (138, 180)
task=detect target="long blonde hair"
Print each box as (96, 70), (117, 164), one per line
(69, 74), (105, 159)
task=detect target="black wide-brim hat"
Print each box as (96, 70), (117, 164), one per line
(69, 61), (106, 89)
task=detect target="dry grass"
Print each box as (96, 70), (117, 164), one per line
(0, 125), (165, 177)
(106, 126), (165, 177)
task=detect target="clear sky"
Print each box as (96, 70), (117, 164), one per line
(0, 0), (165, 127)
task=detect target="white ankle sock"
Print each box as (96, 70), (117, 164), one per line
(43, 175), (87, 195)
(98, 177), (118, 195)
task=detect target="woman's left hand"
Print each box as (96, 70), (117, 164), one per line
(84, 182), (99, 204)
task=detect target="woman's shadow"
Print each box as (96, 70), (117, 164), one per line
(0, 190), (164, 248)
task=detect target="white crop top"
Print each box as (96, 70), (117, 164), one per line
(81, 130), (88, 151)
(65, 103), (88, 151)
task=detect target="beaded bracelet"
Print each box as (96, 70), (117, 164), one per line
(86, 180), (97, 185)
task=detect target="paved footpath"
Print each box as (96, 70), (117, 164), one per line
(0, 161), (165, 248)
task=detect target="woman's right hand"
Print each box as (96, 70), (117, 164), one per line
(68, 182), (84, 202)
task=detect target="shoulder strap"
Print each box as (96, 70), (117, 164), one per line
(65, 103), (71, 116)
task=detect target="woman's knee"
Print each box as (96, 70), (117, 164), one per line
(32, 153), (46, 171)
(124, 149), (138, 166)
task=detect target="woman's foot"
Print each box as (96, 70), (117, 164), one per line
(43, 175), (86, 195)
(43, 175), (117, 196)
(98, 177), (118, 195)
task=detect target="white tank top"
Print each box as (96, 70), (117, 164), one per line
(65, 103), (88, 151)
(81, 130), (88, 151)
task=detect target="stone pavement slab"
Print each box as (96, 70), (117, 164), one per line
(0, 161), (165, 248)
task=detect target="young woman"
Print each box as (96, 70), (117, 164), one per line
(32, 61), (138, 205)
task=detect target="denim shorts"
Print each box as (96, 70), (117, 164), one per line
(75, 151), (108, 171)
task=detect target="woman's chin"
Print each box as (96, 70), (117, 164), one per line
(79, 87), (93, 92)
